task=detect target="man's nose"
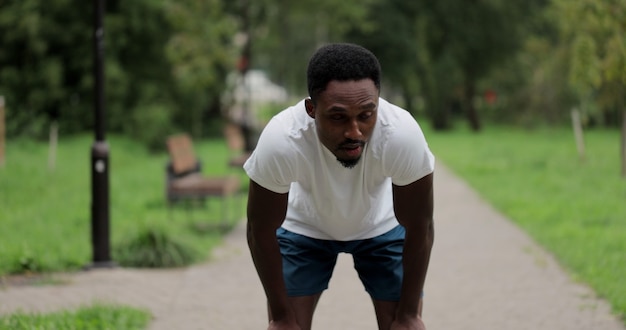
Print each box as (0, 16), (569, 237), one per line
(344, 120), (363, 140)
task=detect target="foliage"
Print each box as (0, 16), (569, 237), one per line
(0, 0), (92, 137)
(114, 227), (199, 268)
(246, 0), (623, 131)
(478, 14), (578, 126)
(242, 0), (378, 97)
(346, 0), (422, 112)
(0, 303), (151, 330)
(242, 0), (546, 130)
(0, 135), (247, 276)
(0, 0), (238, 143)
(129, 103), (174, 152)
(408, 0), (546, 130)
(425, 124), (626, 324)
(550, 0), (626, 125)
(2, 0), (624, 141)
(163, 0), (239, 138)
(496, 0), (626, 128)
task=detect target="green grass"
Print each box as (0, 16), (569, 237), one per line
(0, 134), (248, 275)
(0, 303), (151, 329)
(423, 123), (626, 324)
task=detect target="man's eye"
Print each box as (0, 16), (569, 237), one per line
(360, 112), (373, 120)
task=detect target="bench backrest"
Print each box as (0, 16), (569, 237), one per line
(166, 133), (198, 175)
(224, 123), (245, 153)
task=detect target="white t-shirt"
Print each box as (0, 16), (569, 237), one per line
(244, 98), (435, 241)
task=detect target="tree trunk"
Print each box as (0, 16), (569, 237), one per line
(429, 97), (453, 131)
(0, 96), (4, 167)
(621, 109), (626, 177)
(465, 81), (481, 132)
(401, 82), (416, 116)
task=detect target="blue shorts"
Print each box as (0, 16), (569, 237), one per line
(276, 225), (405, 301)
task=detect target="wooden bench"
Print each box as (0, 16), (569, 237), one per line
(165, 133), (240, 223)
(223, 123), (251, 168)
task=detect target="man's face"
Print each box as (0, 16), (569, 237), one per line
(305, 79), (379, 168)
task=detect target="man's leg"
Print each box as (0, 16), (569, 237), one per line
(371, 298), (423, 329)
(267, 293), (322, 330)
(372, 300), (396, 329)
(351, 226), (410, 329)
(276, 228), (337, 329)
(290, 293), (322, 330)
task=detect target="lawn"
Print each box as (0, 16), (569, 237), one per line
(0, 303), (151, 330)
(423, 123), (626, 324)
(0, 134), (248, 275)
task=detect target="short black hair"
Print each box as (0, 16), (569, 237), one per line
(306, 43), (381, 101)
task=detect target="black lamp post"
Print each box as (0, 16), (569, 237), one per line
(239, 0), (254, 152)
(90, 0), (114, 268)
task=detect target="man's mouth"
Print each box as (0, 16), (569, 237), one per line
(338, 141), (365, 158)
(343, 145), (362, 157)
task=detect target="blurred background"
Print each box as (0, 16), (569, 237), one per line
(0, 0), (625, 326)
(0, 0), (623, 149)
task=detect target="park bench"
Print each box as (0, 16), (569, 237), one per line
(165, 133), (240, 223)
(223, 122), (252, 168)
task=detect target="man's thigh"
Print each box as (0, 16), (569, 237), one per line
(350, 225), (405, 301)
(276, 228), (338, 296)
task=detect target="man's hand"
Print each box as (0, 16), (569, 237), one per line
(268, 319), (301, 330)
(390, 316), (426, 330)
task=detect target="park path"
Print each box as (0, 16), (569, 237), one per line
(0, 164), (624, 329)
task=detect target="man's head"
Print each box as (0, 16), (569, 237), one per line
(306, 43), (381, 102)
(305, 43), (381, 169)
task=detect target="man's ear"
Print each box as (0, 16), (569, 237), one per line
(305, 98), (315, 119)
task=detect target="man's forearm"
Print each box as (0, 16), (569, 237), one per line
(391, 174), (435, 320)
(247, 223), (294, 321)
(396, 221), (434, 318)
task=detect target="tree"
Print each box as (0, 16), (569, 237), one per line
(407, 0), (545, 131)
(104, 0), (176, 147)
(346, 0), (422, 114)
(223, 0), (549, 133)
(164, 0), (238, 138)
(241, 0), (378, 96)
(478, 12), (578, 127)
(0, 0), (238, 148)
(0, 0), (92, 137)
(551, 0), (626, 175)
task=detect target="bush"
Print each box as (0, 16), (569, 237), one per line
(129, 103), (176, 153)
(114, 227), (199, 268)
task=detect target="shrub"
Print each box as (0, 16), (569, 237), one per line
(114, 227), (199, 268)
(129, 103), (176, 152)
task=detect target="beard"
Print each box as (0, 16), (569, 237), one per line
(335, 139), (365, 169)
(337, 157), (360, 169)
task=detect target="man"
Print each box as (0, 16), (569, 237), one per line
(244, 43), (435, 330)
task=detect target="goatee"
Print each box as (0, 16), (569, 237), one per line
(338, 157), (360, 169)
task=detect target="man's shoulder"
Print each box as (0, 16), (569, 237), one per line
(378, 98), (415, 124)
(372, 97), (428, 155)
(269, 99), (313, 136)
(255, 99), (316, 159)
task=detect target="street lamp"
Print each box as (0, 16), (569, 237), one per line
(89, 0), (114, 268)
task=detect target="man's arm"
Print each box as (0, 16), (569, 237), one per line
(392, 172), (434, 324)
(246, 179), (297, 327)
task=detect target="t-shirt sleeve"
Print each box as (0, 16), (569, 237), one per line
(384, 111), (435, 186)
(243, 116), (295, 194)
